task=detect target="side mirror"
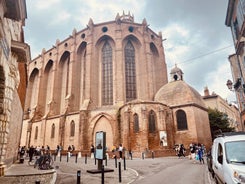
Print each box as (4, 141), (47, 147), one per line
(218, 155), (223, 164)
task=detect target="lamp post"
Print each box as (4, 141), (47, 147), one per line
(226, 78), (245, 109)
(226, 79), (245, 131)
(226, 79), (234, 91)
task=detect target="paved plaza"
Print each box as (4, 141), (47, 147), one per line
(0, 155), (215, 184)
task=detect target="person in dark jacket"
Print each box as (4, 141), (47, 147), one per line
(178, 144), (186, 158)
(29, 145), (35, 162)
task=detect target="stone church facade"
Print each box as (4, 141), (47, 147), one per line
(21, 13), (212, 156)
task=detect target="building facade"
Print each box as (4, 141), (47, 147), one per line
(0, 0), (30, 175)
(203, 87), (242, 131)
(21, 13), (212, 156)
(225, 0), (245, 131)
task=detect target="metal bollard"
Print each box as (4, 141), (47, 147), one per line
(77, 170), (81, 184)
(105, 157), (107, 166)
(67, 153), (69, 162)
(123, 156), (126, 170)
(152, 151), (154, 159)
(118, 162), (122, 183)
(142, 152), (144, 160)
(75, 154), (78, 163)
(60, 153), (62, 162)
(114, 156), (117, 168)
(54, 154), (56, 162)
(85, 154), (87, 164)
(101, 165), (104, 184)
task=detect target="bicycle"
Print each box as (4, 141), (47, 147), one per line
(34, 154), (54, 170)
(28, 155), (39, 167)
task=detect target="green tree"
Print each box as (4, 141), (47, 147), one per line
(208, 108), (235, 140)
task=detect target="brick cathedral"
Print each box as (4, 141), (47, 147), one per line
(21, 13), (212, 156)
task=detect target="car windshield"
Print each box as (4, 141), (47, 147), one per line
(225, 140), (245, 164)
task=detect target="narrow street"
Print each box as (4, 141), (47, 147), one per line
(127, 157), (213, 184)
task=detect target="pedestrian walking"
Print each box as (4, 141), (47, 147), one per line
(28, 145), (35, 162)
(118, 144), (123, 159)
(178, 144), (185, 158)
(197, 144), (204, 164)
(90, 144), (95, 159)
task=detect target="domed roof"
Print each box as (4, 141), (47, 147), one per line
(154, 80), (206, 108)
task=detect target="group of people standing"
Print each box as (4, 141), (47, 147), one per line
(18, 145), (51, 162)
(189, 143), (205, 164)
(175, 143), (206, 164)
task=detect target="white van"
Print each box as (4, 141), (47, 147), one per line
(211, 132), (245, 184)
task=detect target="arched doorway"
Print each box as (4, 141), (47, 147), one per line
(93, 116), (113, 151)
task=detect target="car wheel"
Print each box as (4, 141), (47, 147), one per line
(214, 175), (219, 184)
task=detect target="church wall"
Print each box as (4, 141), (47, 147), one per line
(119, 102), (173, 154)
(30, 121), (43, 147)
(88, 109), (118, 148)
(22, 15), (170, 157)
(194, 108), (212, 149)
(24, 19), (167, 116)
(63, 114), (80, 150)
(172, 106), (212, 150)
(44, 119), (60, 150)
(173, 107), (197, 147)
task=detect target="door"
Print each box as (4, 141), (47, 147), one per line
(213, 143), (225, 183)
(93, 116), (113, 151)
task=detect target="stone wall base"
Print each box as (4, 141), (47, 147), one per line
(0, 171), (56, 184)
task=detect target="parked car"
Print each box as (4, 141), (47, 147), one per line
(211, 132), (245, 184)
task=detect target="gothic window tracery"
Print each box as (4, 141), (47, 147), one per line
(70, 120), (75, 137)
(134, 113), (139, 132)
(34, 126), (38, 139)
(125, 40), (136, 102)
(51, 123), (55, 138)
(148, 110), (156, 133)
(102, 41), (113, 105)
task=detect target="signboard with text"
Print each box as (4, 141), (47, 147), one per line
(95, 131), (106, 160)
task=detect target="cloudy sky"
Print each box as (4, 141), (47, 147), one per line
(24, 0), (236, 102)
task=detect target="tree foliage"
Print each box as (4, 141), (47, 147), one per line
(208, 108), (235, 140)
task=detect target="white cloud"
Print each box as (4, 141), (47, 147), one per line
(33, 0), (60, 10)
(48, 11), (72, 25)
(206, 58), (235, 101)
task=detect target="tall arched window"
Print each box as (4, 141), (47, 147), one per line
(70, 121), (75, 137)
(134, 113), (139, 133)
(125, 40), (136, 102)
(176, 110), (188, 130)
(148, 110), (156, 133)
(51, 123), (55, 138)
(102, 41), (113, 105)
(34, 126), (38, 139)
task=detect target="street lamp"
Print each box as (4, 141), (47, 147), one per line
(226, 79), (234, 91)
(226, 78), (245, 92)
(226, 78), (245, 131)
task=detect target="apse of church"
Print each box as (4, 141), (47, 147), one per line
(21, 13), (212, 156)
